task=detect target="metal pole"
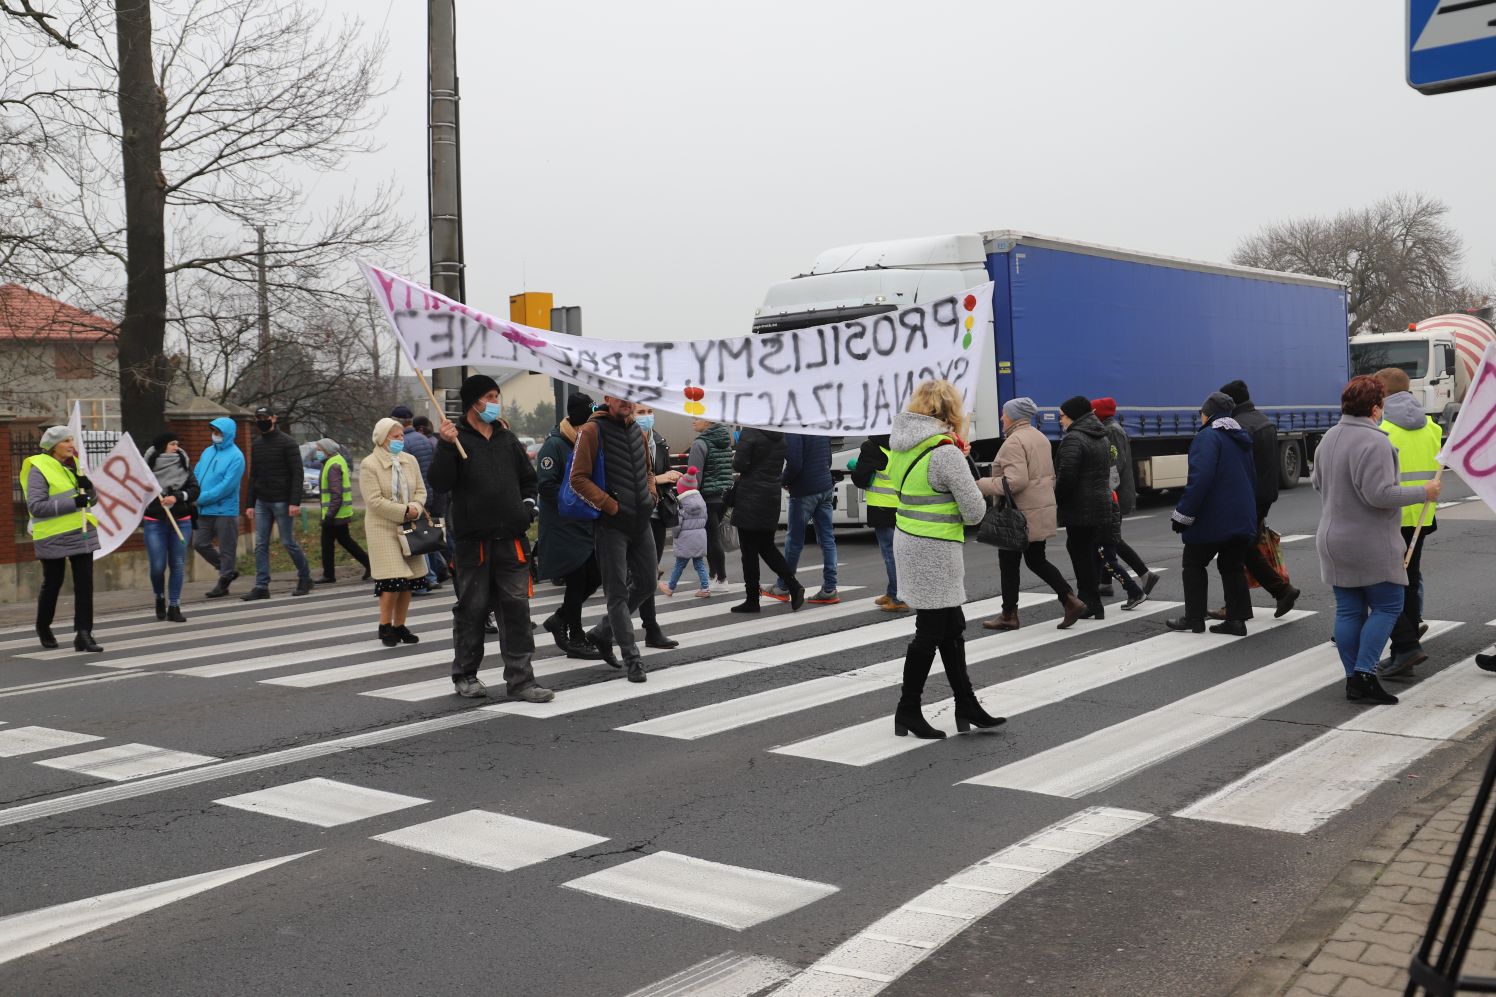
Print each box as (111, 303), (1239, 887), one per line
(428, 0), (466, 408)
(255, 225), (270, 394)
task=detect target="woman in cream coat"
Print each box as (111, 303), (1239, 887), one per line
(361, 418), (429, 647)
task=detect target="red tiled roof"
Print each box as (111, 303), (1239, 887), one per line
(0, 284), (116, 342)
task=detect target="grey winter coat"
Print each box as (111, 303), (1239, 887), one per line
(672, 488), (709, 559)
(890, 412), (986, 609)
(1054, 412), (1113, 528)
(26, 462), (101, 560)
(1101, 417), (1138, 516)
(1311, 414), (1428, 588)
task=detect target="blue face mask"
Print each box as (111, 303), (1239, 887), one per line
(635, 414), (655, 433)
(312, 451), (325, 463)
(388, 439), (404, 455)
(479, 401), (502, 423)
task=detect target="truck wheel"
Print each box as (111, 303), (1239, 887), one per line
(1278, 441), (1302, 490)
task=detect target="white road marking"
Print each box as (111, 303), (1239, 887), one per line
(379, 594), (888, 705)
(771, 808), (1153, 995)
(563, 851), (838, 931)
(0, 671), (148, 699)
(771, 611), (1314, 767)
(1437, 501), (1463, 509)
(372, 809), (607, 871)
(963, 620), (1459, 798)
(0, 726), (103, 757)
(1178, 654), (1496, 833)
(215, 777), (428, 827)
(0, 851), (317, 968)
(624, 951), (797, 997)
(37, 743), (219, 781)
(0, 709), (498, 829)
(622, 600), (1175, 741)
(1277, 534), (1313, 544)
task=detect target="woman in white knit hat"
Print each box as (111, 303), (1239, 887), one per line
(360, 417), (429, 647)
(21, 425), (103, 651)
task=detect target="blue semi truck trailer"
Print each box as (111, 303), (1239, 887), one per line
(754, 231), (1350, 523)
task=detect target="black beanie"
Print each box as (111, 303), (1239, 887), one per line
(1060, 395), (1092, 421)
(566, 392), (595, 427)
(1202, 391), (1236, 420)
(148, 431), (178, 455)
(459, 373), (501, 412)
(1219, 379), (1250, 406)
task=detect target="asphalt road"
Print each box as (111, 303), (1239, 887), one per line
(1, 478), (1494, 997)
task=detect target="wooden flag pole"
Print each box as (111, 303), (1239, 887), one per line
(1404, 466), (1443, 568)
(158, 493), (185, 542)
(410, 363), (468, 460)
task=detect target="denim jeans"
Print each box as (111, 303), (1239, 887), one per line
(780, 489), (837, 590)
(874, 525), (898, 599)
(1333, 582), (1406, 677)
(254, 499), (311, 589)
(668, 555), (710, 592)
(144, 517), (192, 605)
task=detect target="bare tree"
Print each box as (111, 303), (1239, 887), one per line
(3, 0), (412, 436)
(1233, 193), (1476, 334)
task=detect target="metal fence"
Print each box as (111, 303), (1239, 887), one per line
(10, 431), (119, 504)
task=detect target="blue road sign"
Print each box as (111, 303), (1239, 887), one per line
(1409, 0), (1496, 94)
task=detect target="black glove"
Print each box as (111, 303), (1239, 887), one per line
(76, 475), (93, 491)
(74, 493), (91, 508)
(523, 498), (538, 524)
(1171, 518), (1188, 534)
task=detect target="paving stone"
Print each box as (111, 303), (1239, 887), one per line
(1333, 978), (1398, 997)
(1304, 957), (1397, 988)
(1291, 973), (1344, 996)
(1321, 940), (1367, 962)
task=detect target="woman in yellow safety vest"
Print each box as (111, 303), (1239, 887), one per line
(20, 425), (103, 652)
(887, 380), (1003, 739)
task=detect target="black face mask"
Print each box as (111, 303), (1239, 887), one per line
(256, 419), (273, 433)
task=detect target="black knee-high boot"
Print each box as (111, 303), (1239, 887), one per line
(941, 634), (1006, 732)
(895, 634), (944, 739)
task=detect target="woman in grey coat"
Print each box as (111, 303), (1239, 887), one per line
(21, 426), (103, 652)
(889, 380), (1004, 739)
(1313, 376), (1441, 705)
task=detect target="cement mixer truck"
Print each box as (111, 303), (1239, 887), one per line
(1349, 313), (1496, 427)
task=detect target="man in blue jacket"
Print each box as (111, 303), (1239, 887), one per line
(767, 432), (839, 604)
(192, 416), (246, 598)
(1166, 392), (1258, 635)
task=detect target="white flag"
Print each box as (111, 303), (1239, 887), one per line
(1438, 342), (1496, 511)
(67, 401), (90, 478)
(89, 432), (160, 559)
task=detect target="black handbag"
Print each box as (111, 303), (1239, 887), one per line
(977, 477), (1029, 551)
(399, 514), (447, 558)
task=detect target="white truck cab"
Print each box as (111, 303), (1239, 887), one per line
(1350, 313), (1496, 426)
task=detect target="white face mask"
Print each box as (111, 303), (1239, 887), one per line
(211, 433), (224, 444)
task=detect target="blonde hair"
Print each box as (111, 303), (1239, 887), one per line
(1374, 367), (1412, 396)
(907, 379), (965, 431)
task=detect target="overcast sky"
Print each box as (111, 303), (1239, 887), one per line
(320, 0), (1496, 340)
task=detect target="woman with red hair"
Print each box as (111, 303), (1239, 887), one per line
(1312, 376), (1442, 704)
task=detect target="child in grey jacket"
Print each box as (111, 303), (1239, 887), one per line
(658, 467), (711, 598)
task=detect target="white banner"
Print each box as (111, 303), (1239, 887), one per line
(89, 432), (160, 559)
(359, 263), (994, 436)
(67, 401), (90, 478)
(1439, 342), (1496, 511)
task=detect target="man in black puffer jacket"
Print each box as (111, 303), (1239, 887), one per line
(570, 395), (659, 683)
(1054, 395), (1113, 619)
(1214, 379), (1299, 619)
(432, 374), (552, 703)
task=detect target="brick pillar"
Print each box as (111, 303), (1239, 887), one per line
(0, 409), (18, 566)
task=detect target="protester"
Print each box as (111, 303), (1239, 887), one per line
(241, 405), (313, 601)
(849, 434), (908, 612)
(888, 380), (1002, 739)
(1208, 379), (1301, 620)
(142, 433), (199, 623)
(687, 418), (735, 591)
(535, 392), (604, 660)
(393, 405), (445, 590)
(1313, 376), (1441, 705)
(767, 432), (839, 605)
(1374, 367), (1443, 679)
(979, 397), (1087, 630)
(635, 403), (682, 650)
(1091, 397), (1160, 599)
(571, 394), (659, 683)
(359, 419), (428, 647)
(729, 426), (805, 614)
(192, 416), (245, 599)
(658, 467), (712, 598)
(1166, 392), (1259, 635)
(432, 374), (553, 701)
(1053, 395), (1112, 619)
(312, 438), (370, 584)
(22, 426), (102, 652)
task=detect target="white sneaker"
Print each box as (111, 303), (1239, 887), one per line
(711, 577), (732, 594)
